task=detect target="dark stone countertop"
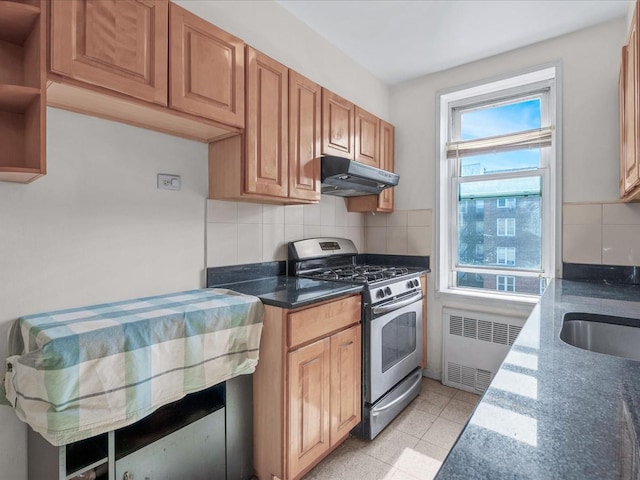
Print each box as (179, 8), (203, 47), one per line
(210, 276), (363, 309)
(436, 279), (640, 480)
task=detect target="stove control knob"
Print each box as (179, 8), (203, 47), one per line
(413, 279), (420, 288)
(406, 281), (414, 289)
(376, 290), (385, 299)
(385, 287), (392, 296)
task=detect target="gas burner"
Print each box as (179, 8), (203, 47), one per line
(301, 264), (416, 285)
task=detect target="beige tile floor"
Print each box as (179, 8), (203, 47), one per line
(302, 378), (480, 480)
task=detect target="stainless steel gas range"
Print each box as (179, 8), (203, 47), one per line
(288, 237), (425, 440)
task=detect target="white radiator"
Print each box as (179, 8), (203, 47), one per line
(442, 308), (525, 393)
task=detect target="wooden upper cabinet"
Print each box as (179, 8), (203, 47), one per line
(50, 0), (168, 106)
(322, 88), (355, 159)
(354, 107), (380, 167)
(378, 120), (395, 211)
(347, 119), (395, 213)
(245, 47), (289, 198)
(289, 71), (321, 202)
(169, 3), (244, 127)
(624, 12), (640, 196)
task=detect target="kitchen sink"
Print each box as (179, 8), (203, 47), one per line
(560, 313), (640, 361)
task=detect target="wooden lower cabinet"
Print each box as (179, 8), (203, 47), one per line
(253, 295), (362, 480)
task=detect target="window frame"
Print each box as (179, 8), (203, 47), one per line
(496, 246), (516, 266)
(436, 64), (561, 302)
(496, 275), (516, 292)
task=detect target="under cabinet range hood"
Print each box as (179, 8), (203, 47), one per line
(321, 155), (399, 197)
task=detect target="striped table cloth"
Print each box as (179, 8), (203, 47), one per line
(3, 288), (263, 446)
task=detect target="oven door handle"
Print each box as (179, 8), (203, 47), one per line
(371, 371), (422, 417)
(372, 291), (423, 316)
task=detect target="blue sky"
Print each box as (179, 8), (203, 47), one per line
(460, 99), (541, 175)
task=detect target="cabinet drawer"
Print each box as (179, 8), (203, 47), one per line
(288, 295), (361, 349)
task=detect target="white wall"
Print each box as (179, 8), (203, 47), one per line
(0, 108), (208, 478)
(389, 18), (628, 380)
(173, 0), (390, 120)
(391, 17), (626, 210)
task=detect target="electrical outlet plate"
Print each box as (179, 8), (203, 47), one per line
(157, 174), (181, 191)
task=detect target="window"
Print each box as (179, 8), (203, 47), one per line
(496, 275), (516, 292)
(437, 66), (558, 298)
(497, 218), (516, 236)
(497, 247), (516, 266)
(497, 198), (516, 208)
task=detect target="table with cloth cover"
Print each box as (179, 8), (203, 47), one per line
(2, 288), (263, 446)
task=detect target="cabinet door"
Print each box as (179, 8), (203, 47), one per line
(289, 70), (321, 202)
(169, 3), (244, 127)
(50, 0), (168, 105)
(289, 338), (331, 478)
(354, 107), (380, 167)
(245, 47), (288, 198)
(624, 15), (640, 193)
(378, 120), (395, 211)
(330, 325), (361, 445)
(322, 89), (355, 159)
(346, 120), (395, 213)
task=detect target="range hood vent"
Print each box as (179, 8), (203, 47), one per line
(320, 156), (399, 197)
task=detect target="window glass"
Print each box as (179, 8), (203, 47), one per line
(460, 98), (541, 140)
(457, 194), (541, 270)
(457, 272), (544, 295)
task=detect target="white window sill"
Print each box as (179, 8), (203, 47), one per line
(435, 287), (539, 314)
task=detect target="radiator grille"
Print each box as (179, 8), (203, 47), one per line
(447, 362), (493, 392)
(449, 315), (520, 346)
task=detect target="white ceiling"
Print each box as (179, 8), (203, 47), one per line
(277, 0), (630, 85)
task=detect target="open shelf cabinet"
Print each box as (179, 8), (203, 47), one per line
(0, 0), (45, 183)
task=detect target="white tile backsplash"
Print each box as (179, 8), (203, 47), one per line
(303, 202), (321, 225)
(366, 226), (387, 254)
(304, 225), (322, 239)
(262, 204), (285, 224)
(284, 204), (304, 225)
(386, 227), (408, 254)
(561, 202), (640, 267)
(284, 224), (304, 245)
(408, 209), (432, 227)
(335, 197), (350, 227)
(262, 223), (285, 261)
(237, 223), (263, 264)
(602, 203), (640, 225)
(237, 202), (263, 224)
(603, 224), (640, 265)
(206, 204), (437, 266)
(207, 200), (237, 223)
(563, 224), (602, 264)
(387, 210), (408, 227)
(365, 212), (388, 227)
(348, 211), (364, 227)
(321, 195), (336, 226)
(563, 204), (602, 225)
(207, 223), (238, 266)
(408, 226), (432, 256)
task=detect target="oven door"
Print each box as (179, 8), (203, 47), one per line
(367, 291), (423, 404)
